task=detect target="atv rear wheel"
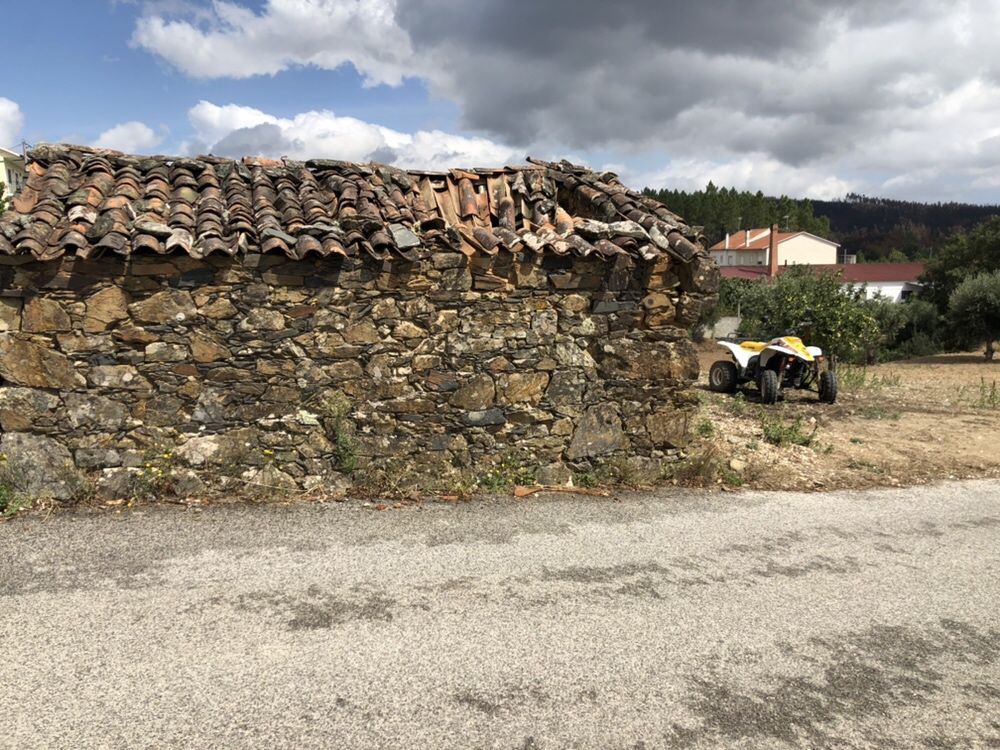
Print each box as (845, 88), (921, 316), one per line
(759, 369), (780, 405)
(819, 370), (838, 403)
(708, 360), (738, 393)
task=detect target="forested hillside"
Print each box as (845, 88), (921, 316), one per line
(811, 194), (1000, 261)
(641, 184), (830, 249)
(643, 185), (1000, 262)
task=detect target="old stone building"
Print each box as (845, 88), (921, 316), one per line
(0, 144), (718, 499)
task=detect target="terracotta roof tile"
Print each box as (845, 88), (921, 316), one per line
(0, 145), (705, 264)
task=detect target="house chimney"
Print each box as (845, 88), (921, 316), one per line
(724, 233), (730, 249)
(768, 223), (779, 278)
(745, 229), (750, 247)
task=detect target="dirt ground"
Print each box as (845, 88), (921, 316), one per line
(694, 342), (1000, 491)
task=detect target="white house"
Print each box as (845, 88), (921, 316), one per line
(0, 146), (26, 198)
(709, 227), (839, 267)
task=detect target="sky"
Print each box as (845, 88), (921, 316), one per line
(3, 0), (1000, 203)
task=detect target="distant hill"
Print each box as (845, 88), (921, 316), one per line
(643, 185), (1000, 262)
(811, 194), (1000, 262)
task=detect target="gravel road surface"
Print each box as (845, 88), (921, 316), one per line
(2, 481), (999, 749)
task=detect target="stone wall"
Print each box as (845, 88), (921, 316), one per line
(0, 248), (717, 499)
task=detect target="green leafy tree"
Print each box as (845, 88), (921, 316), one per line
(0, 183), (7, 213)
(735, 267), (879, 364)
(922, 216), (1000, 310)
(717, 277), (755, 316)
(948, 271), (1000, 360)
(866, 296), (942, 361)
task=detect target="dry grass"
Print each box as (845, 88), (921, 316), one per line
(696, 344), (1000, 491)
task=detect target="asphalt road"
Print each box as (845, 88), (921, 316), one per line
(2, 481), (999, 749)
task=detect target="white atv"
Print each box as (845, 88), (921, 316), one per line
(708, 335), (838, 404)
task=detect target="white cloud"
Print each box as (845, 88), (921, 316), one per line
(93, 121), (165, 153)
(131, 0), (412, 85)
(187, 101), (521, 170)
(0, 97), (24, 147)
(129, 0), (1000, 201)
(627, 155), (857, 202)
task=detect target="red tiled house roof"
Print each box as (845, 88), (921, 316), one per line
(720, 262), (925, 282)
(0, 144), (705, 264)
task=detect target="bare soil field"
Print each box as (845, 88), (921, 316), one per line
(693, 343), (1000, 491)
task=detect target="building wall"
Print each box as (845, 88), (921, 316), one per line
(0, 250), (718, 500)
(0, 154), (26, 196)
(847, 281), (916, 303)
(711, 249), (766, 266)
(776, 235), (838, 266)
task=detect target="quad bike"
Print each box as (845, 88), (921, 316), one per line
(708, 335), (838, 404)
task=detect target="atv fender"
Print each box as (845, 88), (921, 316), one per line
(716, 341), (757, 372)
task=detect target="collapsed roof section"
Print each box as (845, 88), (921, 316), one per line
(0, 144), (704, 265)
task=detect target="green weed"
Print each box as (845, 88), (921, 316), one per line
(477, 451), (536, 492)
(858, 405), (901, 420)
(320, 390), (358, 473)
(847, 458), (884, 474)
(726, 392), (748, 417)
(838, 366), (901, 392)
(760, 412), (817, 447)
(977, 378), (999, 409)
(662, 445), (723, 486)
(0, 453), (30, 518)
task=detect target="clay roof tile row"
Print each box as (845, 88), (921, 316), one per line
(0, 144), (705, 264)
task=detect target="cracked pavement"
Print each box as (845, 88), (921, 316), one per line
(2, 481), (999, 748)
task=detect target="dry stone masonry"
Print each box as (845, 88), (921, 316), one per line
(0, 145), (718, 499)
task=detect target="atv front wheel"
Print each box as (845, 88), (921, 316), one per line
(708, 361), (738, 393)
(819, 370), (838, 403)
(759, 370), (780, 404)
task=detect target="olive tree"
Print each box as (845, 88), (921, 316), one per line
(949, 270), (1000, 360)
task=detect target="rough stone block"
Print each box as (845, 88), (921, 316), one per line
(450, 374), (496, 410)
(83, 287), (130, 332)
(0, 432), (78, 500)
(0, 387), (61, 431)
(129, 289), (197, 324)
(22, 297), (71, 332)
(0, 335), (80, 389)
(566, 404), (627, 460)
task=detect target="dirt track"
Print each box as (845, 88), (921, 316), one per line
(695, 345), (1000, 490)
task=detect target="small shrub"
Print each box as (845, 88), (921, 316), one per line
(0, 453), (31, 517)
(663, 445), (723, 486)
(0, 483), (30, 518)
(838, 366), (901, 393)
(320, 390), (358, 473)
(477, 451), (536, 493)
(696, 418), (715, 438)
(760, 413), (816, 447)
(720, 469), (744, 487)
(133, 449), (178, 499)
(727, 392), (748, 417)
(848, 459), (884, 474)
(978, 378), (999, 409)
